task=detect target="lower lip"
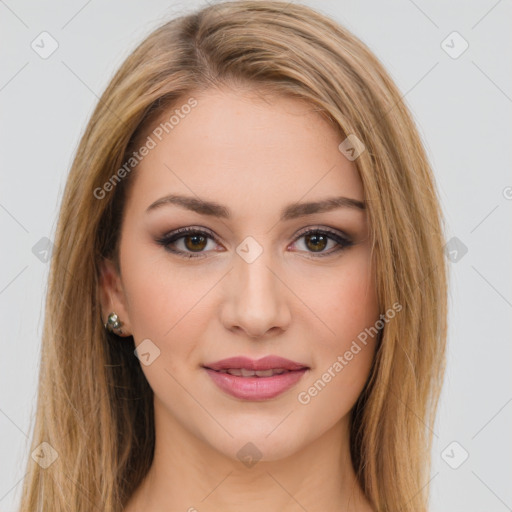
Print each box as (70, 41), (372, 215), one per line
(204, 368), (308, 400)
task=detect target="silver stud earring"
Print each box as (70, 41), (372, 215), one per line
(105, 312), (123, 334)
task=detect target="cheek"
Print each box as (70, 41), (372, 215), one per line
(120, 237), (211, 342)
(296, 253), (378, 410)
(119, 240), (229, 407)
(119, 243), (213, 406)
(313, 251), (379, 351)
(332, 269), (378, 344)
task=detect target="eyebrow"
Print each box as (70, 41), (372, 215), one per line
(145, 194), (365, 221)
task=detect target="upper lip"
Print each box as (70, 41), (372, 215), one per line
(203, 356), (309, 372)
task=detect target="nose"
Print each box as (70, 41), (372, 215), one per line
(220, 247), (292, 339)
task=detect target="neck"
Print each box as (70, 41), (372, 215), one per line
(125, 399), (374, 512)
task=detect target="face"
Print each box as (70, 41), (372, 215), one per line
(100, 87), (380, 462)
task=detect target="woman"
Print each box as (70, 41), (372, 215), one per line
(19, 1), (447, 511)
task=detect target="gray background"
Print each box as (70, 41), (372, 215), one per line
(1, 1), (511, 510)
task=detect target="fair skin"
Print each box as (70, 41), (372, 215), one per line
(100, 86), (379, 512)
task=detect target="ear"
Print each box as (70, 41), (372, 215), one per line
(99, 257), (132, 337)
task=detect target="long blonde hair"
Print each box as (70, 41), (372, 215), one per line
(19, 1), (448, 510)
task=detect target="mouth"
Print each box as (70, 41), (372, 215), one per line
(203, 355), (308, 372)
(210, 368), (295, 377)
(202, 356), (309, 400)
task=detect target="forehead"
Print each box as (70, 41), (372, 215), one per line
(126, 87), (364, 214)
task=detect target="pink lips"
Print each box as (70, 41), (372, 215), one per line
(202, 356), (309, 401)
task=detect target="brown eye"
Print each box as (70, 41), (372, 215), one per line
(290, 228), (353, 258)
(157, 226), (353, 260)
(156, 227), (217, 258)
(184, 234), (208, 252)
(304, 233), (328, 252)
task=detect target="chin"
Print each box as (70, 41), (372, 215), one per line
(206, 422), (309, 465)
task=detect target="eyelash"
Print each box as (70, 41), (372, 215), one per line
(155, 226), (354, 259)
